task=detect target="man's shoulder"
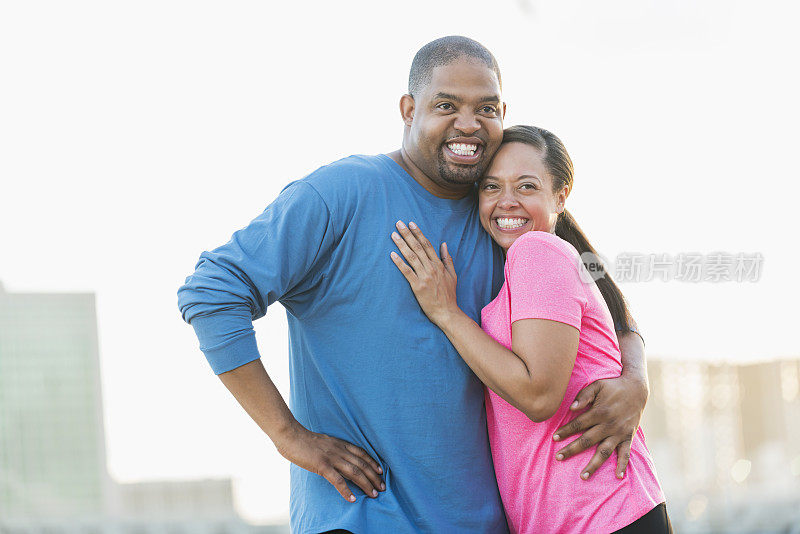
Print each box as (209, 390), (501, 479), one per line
(279, 154), (399, 218)
(300, 154), (392, 192)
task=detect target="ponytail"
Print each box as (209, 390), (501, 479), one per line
(554, 209), (632, 332)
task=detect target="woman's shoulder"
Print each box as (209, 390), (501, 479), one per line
(508, 231), (581, 264)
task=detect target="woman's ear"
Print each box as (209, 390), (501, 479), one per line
(557, 185), (569, 213)
(399, 94), (415, 126)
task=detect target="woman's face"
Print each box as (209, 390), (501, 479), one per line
(479, 142), (568, 251)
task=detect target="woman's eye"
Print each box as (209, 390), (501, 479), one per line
(520, 183), (537, 190)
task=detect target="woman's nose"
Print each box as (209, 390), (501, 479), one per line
(497, 192), (519, 210)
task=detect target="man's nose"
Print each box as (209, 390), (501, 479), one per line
(453, 111), (480, 135)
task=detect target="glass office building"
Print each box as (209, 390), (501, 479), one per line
(0, 283), (111, 519)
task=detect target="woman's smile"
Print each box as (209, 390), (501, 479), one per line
(494, 216), (530, 231)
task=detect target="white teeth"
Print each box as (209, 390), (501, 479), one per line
(496, 217), (528, 229)
(447, 142), (478, 156)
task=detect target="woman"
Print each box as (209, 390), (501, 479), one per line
(389, 125), (671, 533)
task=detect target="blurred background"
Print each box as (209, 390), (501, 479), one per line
(1, 0), (798, 532)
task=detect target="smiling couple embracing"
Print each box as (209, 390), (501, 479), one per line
(178, 36), (671, 534)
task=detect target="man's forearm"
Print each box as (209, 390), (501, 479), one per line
(617, 330), (649, 400)
(217, 358), (299, 449)
(216, 358), (387, 502)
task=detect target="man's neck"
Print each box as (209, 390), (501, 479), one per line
(387, 149), (474, 200)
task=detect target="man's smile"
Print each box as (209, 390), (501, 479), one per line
(443, 137), (484, 165)
(447, 142), (477, 156)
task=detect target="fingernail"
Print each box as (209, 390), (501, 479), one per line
(372, 490), (378, 497)
(556, 453), (564, 461)
(408, 221), (417, 229)
(349, 495), (356, 502)
(570, 401), (579, 409)
(377, 466), (383, 474)
(391, 232), (399, 240)
(553, 434), (561, 441)
(581, 472), (589, 480)
(617, 472), (624, 479)
(396, 221), (406, 229)
(380, 482), (385, 491)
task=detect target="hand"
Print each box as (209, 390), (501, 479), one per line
(552, 374), (648, 480)
(390, 220), (459, 327)
(274, 423), (385, 503)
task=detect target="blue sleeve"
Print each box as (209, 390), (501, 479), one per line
(177, 180), (337, 374)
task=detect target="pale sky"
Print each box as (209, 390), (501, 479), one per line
(1, 0), (798, 524)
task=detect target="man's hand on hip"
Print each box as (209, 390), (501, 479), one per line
(275, 423), (386, 503)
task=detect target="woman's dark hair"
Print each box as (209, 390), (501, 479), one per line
(501, 125), (633, 332)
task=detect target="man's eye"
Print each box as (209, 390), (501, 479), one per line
(481, 105), (498, 114)
(437, 103), (453, 110)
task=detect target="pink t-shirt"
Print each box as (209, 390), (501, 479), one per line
(481, 231), (664, 534)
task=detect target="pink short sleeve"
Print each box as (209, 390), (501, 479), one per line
(506, 232), (588, 330)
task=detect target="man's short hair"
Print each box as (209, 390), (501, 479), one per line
(408, 36), (502, 98)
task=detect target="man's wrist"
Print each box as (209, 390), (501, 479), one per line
(272, 418), (305, 455)
(617, 328), (649, 402)
(621, 367), (650, 403)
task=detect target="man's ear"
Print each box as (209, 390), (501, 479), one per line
(399, 94), (415, 126)
(501, 101), (507, 120)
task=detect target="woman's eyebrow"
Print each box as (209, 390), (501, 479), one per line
(482, 174), (541, 181)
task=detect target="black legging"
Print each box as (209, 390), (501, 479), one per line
(322, 504), (672, 534)
(612, 502), (673, 533)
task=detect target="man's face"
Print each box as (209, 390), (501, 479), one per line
(404, 57), (504, 189)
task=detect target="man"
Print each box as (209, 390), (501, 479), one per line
(178, 36), (649, 533)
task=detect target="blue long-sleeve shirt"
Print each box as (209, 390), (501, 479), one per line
(178, 154), (507, 533)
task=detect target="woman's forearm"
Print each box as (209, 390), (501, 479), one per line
(388, 222), (575, 421)
(437, 311), (554, 421)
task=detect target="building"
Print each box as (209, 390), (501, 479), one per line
(4, 281), (797, 532)
(0, 283), (271, 532)
(114, 479), (236, 520)
(0, 284), (112, 519)
(643, 358), (800, 533)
